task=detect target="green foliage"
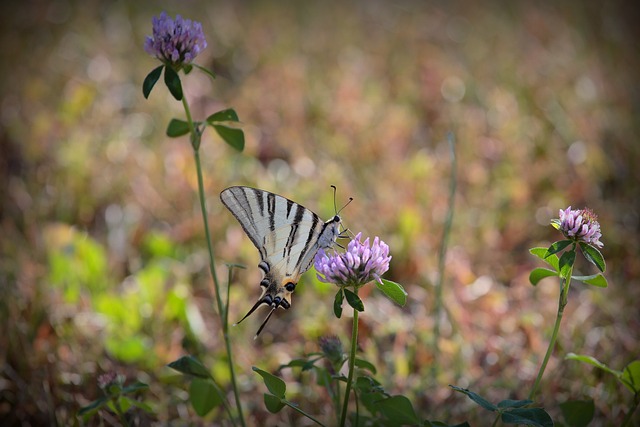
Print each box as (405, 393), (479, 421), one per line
(78, 378), (150, 424)
(544, 240), (573, 257)
(529, 268), (559, 286)
(166, 118), (191, 137)
(567, 354), (640, 395)
(579, 242), (606, 273)
(46, 226), (110, 303)
(450, 386), (552, 427)
(334, 289), (344, 318)
(143, 65), (163, 98)
(168, 355), (212, 379)
(529, 245), (607, 288)
(192, 63), (217, 80)
(344, 288), (364, 312)
(252, 367), (286, 398)
(559, 399), (595, 427)
(376, 279), (408, 306)
(558, 249), (576, 279)
(163, 66), (183, 100)
(530, 247), (560, 271)
(206, 108), (244, 151)
(189, 378), (224, 416)
(376, 395), (421, 425)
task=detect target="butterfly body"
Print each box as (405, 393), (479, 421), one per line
(220, 186), (341, 336)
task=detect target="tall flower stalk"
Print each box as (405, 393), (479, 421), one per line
(527, 207), (606, 400)
(315, 233), (405, 426)
(143, 12), (246, 426)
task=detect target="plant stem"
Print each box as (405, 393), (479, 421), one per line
(184, 96), (245, 427)
(340, 292), (360, 427)
(284, 401), (327, 427)
(528, 276), (570, 400)
(112, 397), (131, 427)
(621, 393), (639, 427)
(432, 132), (457, 379)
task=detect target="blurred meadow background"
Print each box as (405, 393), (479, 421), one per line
(1, 0), (639, 425)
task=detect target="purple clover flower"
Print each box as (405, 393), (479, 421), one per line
(554, 206), (603, 248)
(315, 232), (391, 288)
(144, 12), (207, 66)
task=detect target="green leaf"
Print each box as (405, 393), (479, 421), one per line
(193, 63), (217, 80)
(212, 124), (244, 151)
(559, 399), (595, 427)
(501, 407), (553, 427)
(497, 399), (533, 409)
(334, 289), (344, 318)
(263, 393), (285, 413)
(545, 240), (573, 257)
(78, 397), (109, 417)
(376, 279), (408, 306)
(579, 242), (606, 273)
(565, 353), (621, 377)
(376, 395), (421, 425)
(189, 378), (223, 417)
(206, 108), (240, 123)
(164, 66), (183, 100)
(558, 250), (576, 278)
(123, 397), (153, 413)
(572, 273), (608, 288)
(620, 360), (640, 394)
(354, 357), (377, 374)
(183, 64), (193, 74)
(143, 65), (164, 99)
(166, 119), (191, 137)
(167, 355), (212, 379)
(529, 268), (559, 286)
(529, 247), (559, 271)
(253, 366), (286, 398)
(449, 385), (497, 412)
(120, 381), (149, 394)
(344, 288), (364, 312)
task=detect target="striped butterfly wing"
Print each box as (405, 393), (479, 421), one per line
(220, 186), (341, 337)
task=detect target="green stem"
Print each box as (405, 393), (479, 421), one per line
(340, 293), (360, 427)
(284, 401), (327, 427)
(111, 397), (131, 427)
(184, 96), (245, 427)
(621, 393), (639, 427)
(528, 275), (570, 400)
(491, 412), (501, 427)
(432, 132), (457, 378)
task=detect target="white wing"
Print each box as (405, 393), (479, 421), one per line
(220, 186), (342, 336)
(220, 186), (338, 277)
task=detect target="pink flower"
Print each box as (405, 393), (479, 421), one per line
(314, 232), (391, 287)
(144, 12), (207, 66)
(555, 206), (603, 248)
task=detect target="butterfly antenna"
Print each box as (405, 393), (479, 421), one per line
(331, 185), (354, 215)
(254, 306), (277, 339)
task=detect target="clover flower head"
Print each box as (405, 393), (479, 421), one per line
(555, 206), (603, 248)
(319, 335), (344, 367)
(97, 371), (119, 389)
(144, 12), (207, 66)
(314, 232), (391, 288)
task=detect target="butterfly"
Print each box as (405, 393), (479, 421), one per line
(220, 186), (347, 338)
